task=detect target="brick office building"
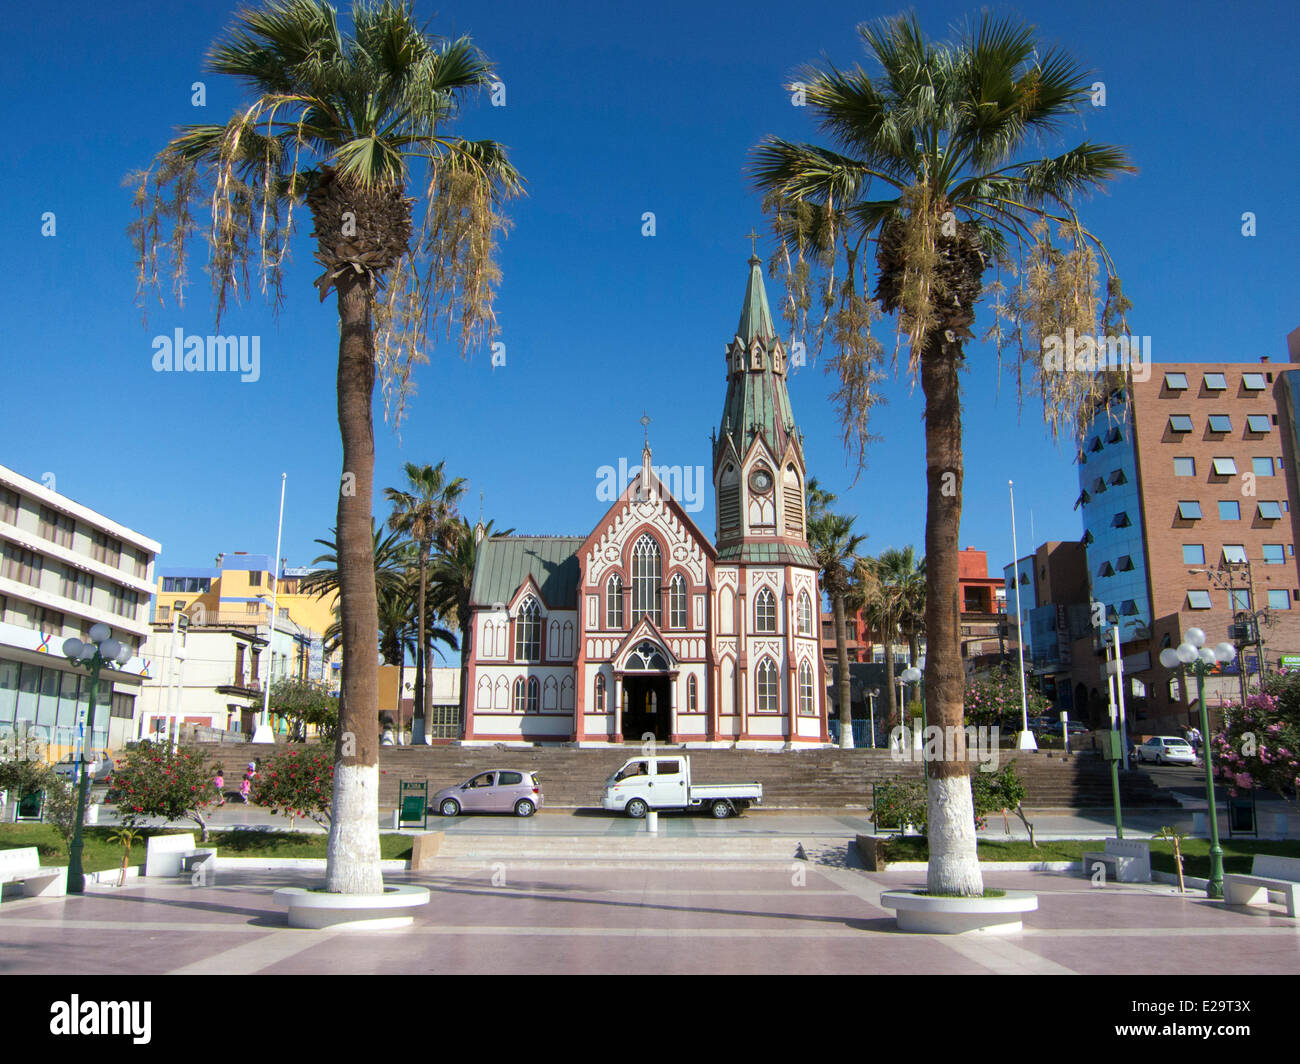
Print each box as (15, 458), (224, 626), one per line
(1079, 334), (1300, 734)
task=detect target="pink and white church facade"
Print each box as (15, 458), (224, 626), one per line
(461, 254), (828, 747)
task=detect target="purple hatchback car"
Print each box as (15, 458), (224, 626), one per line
(433, 770), (543, 817)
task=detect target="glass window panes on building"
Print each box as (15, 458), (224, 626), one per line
(1178, 501), (1202, 519)
(1212, 457), (1237, 475)
(1268, 589), (1292, 610)
(1183, 544), (1205, 564)
(1203, 373), (1228, 390)
(1219, 500), (1241, 520)
(1253, 457), (1276, 476)
(1258, 501), (1283, 519)
(1174, 457), (1196, 476)
(1164, 372), (1188, 389)
(1187, 590), (1212, 609)
(1223, 544), (1247, 563)
(1247, 414), (1271, 433)
(1169, 415), (1194, 432)
(1242, 373), (1267, 390)
(1208, 415), (1232, 433)
(1262, 544), (1285, 564)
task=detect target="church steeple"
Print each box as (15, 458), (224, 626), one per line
(712, 246), (814, 566)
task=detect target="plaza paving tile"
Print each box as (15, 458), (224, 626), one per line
(1, 862), (1296, 975)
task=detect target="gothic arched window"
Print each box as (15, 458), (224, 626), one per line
(687, 673), (698, 712)
(754, 588), (777, 633)
(595, 673), (607, 712)
(669, 573), (687, 629)
(514, 596), (541, 661)
(799, 660), (815, 715)
(631, 534), (662, 626)
(756, 658), (779, 713)
(606, 574), (624, 630)
(512, 677), (527, 713)
(797, 590), (813, 636)
(527, 676), (539, 713)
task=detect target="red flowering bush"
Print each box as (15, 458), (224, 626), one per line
(250, 748), (334, 829)
(111, 740), (220, 841)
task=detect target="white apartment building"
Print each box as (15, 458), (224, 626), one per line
(0, 464), (160, 755)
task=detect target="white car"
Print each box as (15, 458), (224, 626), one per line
(601, 755), (762, 818)
(1137, 736), (1197, 765)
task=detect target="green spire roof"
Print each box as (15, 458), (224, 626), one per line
(717, 254), (798, 465)
(737, 254), (777, 343)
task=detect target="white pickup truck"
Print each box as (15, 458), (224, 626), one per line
(601, 755), (762, 819)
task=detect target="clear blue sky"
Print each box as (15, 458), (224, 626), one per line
(4, 0), (1298, 581)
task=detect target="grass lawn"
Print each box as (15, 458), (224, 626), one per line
(880, 836), (1300, 877)
(0, 825), (413, 873)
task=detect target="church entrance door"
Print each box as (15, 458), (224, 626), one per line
(622, 673), (672, 743)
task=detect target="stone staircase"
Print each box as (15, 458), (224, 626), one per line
(197, 743), (1175, 811)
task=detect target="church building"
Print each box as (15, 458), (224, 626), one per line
(462, 253), (827, 747)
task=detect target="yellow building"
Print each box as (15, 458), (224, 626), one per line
(154, 552), (341, 688)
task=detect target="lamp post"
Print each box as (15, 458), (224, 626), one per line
(61, 625), (130, 894)
(868, 686), (880, 749)
(1160, 627), (1234, 899)
(901, 664), (925, 734)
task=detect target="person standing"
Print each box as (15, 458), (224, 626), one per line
(213, 770), (226, 806)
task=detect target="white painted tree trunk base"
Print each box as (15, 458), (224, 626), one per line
(325, 762), (383, 894)
(926, 774), (984, 896)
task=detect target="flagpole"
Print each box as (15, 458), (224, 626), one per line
(1010, 480), (1037, 750)
(252, 473), (286, 744)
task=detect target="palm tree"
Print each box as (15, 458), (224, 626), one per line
(131, 1), (524, 894)
(303, 524), (409, 605)
(752, 13), (1133, 894)
(809, 511), (865, 749)
(385, 461), (466, 742)
(877, 546), (927, 667)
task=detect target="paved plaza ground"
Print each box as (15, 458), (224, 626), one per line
(2, 843), (1297, 975)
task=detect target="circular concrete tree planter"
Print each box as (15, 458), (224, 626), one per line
(879, 889), (1038, 934)
(274, 885), (431, 930)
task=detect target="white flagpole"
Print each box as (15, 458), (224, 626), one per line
(253, 473), (287, 744)
(1010, 481), (1037, 750)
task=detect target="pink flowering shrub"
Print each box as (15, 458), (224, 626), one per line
(1213, 684), (1300, 806)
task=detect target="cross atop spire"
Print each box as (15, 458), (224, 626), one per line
(639, 410), (652, 448)
(746, 227), (760, 263)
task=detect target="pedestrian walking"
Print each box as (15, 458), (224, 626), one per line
(214, 771), (226, 806)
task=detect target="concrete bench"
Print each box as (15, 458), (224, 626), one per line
(1081, 838), (1151, 883)
(144, 834), (217, 880)
(0, 847), (67, 904)
(1223, 855), (1300, 917)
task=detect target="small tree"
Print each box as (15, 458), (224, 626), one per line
(44, 774), (91, 854)
(1155, 825), (1187, 893)
(112, 741), (220, 842)
(267, 678), (340, 742)
(974, 760), (1035, 847)
(252, 747), (335, 830)
(106, 827), (143, 887)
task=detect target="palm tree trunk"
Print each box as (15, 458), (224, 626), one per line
(325, 269), (383, 895)
(834, 590), (853, 749)
(415, 548), (428, 745)
(921, 333), (981, 896)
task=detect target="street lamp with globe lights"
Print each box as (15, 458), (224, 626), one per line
(1159, 626), (1234, 898)
(61, 623), (131, 894)
(901, 664), (925, 734)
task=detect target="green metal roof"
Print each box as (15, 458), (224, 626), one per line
(716, 542), (818, 567)
(717, 256), (799, 463)
(737, 254), (777, 343)
(469, 536), (584, 609)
